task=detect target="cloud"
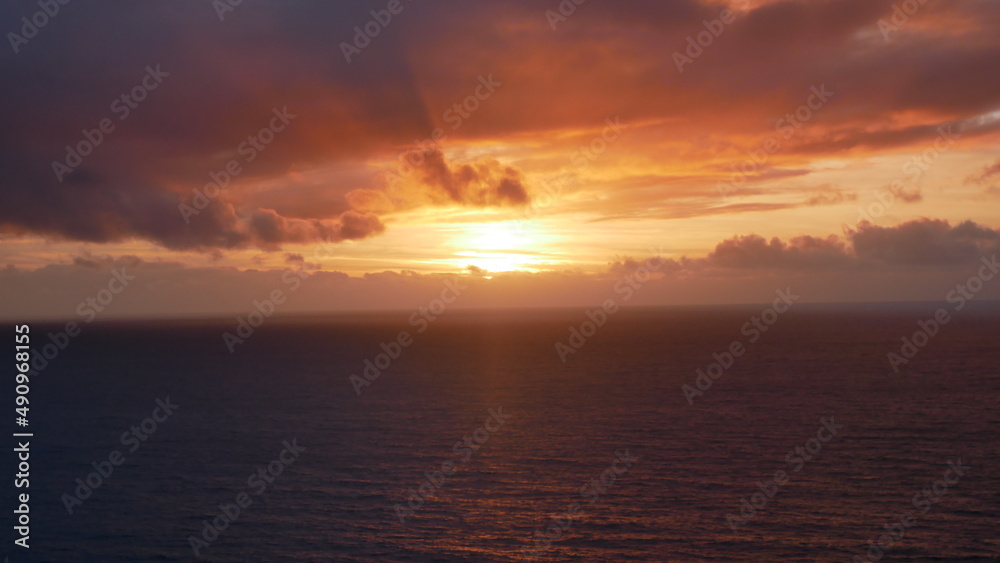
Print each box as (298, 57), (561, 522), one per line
(694, 218), (1000, 270)
(411, 149), (528, 205)
(805, 185), (858, 206)
(1, 0), (999, 252)
(887, 184), (922, 203)
(966, 158), (1000, 193)
(606, 256), (681, 278)
(5, 217), (998, 320)
(969, 158), (1000, 184)
(852, 218), (1000, 265)
(360, 149), (531, 211)
(284, 251), (320, 270)
(705, 234), (852, 269)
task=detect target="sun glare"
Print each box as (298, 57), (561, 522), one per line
(448, 221), (546, 272)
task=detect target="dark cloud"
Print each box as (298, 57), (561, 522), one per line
(691, 218), (1000, 270)
(606, 256), (682, 278)
(386, 149), (530, 207)
(852, 219), (1000, 265)
(706, 234), (852, 269)
(284, 252), (320, 271)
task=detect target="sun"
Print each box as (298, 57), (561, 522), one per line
(447, 221), (547, 272)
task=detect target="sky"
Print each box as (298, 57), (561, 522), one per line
(2, 0), (1000, 318)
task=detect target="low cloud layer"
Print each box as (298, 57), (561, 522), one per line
(5, 218), (998, 320)
(670, 218), (1000, 271)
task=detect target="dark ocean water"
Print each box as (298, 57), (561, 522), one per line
(4, 305), (1000, 562)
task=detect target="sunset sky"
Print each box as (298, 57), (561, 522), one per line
(2, 0), (1000, 317)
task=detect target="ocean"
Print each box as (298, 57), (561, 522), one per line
(6, 305), (1000, 562)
